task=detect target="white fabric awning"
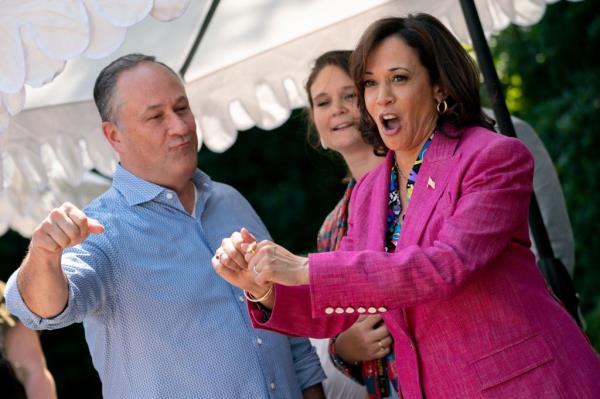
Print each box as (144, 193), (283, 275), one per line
(0, 0), (574, 235)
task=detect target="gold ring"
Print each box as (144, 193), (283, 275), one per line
(248, 242), (257, 255)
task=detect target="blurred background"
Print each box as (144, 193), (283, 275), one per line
(0, 0), (598, 396)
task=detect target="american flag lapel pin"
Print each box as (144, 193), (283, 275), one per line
(427, 177), (436, 189)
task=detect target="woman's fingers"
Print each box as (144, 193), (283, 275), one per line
(219, 236), (247, 271)
(379, 335), (393, 348)
(361, 315), (383, 327)
(240, 228), (256, 243)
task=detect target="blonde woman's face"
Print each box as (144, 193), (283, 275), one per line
(310, 65), (365, 156)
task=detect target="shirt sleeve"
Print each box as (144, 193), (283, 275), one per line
(288, 336), (327, 390)
(4, 237), (110, 330)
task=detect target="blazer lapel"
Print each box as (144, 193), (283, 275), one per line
(399, 132), (460, 247)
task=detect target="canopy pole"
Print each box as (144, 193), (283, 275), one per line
(458, 0), (581, 326)
(179, 0), (221, 77)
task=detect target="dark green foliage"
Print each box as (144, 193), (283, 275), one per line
(198, 110), (349, 254)
(491, 0), (600, 347)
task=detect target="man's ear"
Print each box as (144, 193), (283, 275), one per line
(102, 121), (123, 154)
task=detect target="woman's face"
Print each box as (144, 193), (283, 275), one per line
(362, 35), (442, 154)
(310, 65), (365, 155)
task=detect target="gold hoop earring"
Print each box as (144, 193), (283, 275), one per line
(436, 99), (448, 115)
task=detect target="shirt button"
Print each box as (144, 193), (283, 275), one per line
(166, 192), (174, 200)
(238, 295), (245, 303)
(256, 337), (263, 345)
(345, 307), (355, 314)
(378, 307), (387, 313)
(368, 307), (377, 314)
(325, 307), (334, 315)
(335, 307), (344, 314)
(357, 307), (366, 314)
(270, 382), (276, 390)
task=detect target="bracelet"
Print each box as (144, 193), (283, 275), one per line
(244, 285), (273, 303)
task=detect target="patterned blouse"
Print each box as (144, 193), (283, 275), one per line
(321, 136), (433, 399)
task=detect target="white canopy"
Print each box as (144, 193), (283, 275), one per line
(0, 0), (571, 237)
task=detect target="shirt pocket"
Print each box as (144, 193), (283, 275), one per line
(470, 333), (563, 398)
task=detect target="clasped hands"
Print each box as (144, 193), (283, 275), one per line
(211, 228), (310, 305)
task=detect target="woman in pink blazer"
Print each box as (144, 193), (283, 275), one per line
(213, 13), (600, 398)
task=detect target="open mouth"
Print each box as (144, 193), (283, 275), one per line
(380, 113), (400, 132)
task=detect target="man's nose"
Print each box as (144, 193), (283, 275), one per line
(167, 112), (188, 136)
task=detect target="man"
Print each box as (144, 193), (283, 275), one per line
(4, 54), (325, 398)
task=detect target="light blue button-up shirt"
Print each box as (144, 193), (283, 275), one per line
(5, 165), (324, 399)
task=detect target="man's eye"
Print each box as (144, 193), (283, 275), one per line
(149, 114), (163, 120)
(175, 106), (189, 113)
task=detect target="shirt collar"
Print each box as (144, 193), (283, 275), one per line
(112, 164), (213, 207)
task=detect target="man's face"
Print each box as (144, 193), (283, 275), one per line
(107, 62), (198, 189)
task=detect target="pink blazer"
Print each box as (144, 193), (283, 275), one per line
(249, 125), (600, 398)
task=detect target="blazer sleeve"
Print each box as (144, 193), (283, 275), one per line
(248, 284), (357, 338)
(308, 137), (535, 313)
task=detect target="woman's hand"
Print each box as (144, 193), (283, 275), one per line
(334, 315), (392, 363)
(212, 229), (272, 300)
(243, 240), (309, 286)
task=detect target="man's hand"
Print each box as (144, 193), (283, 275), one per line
(18, 202), (104, 318)
(212, 228), (273, 305)
(30, 202), (104, 260)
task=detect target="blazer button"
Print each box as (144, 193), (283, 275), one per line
(367, 307), (377, 314)
(357, 307), (366, 314)
(345, 307), (355, 314)
(325, 307), (334, 315)
(378, 307), (387, 313)
(335, 307), (344, 314)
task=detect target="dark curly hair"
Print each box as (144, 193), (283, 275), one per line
(350, 14), (495, 155)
